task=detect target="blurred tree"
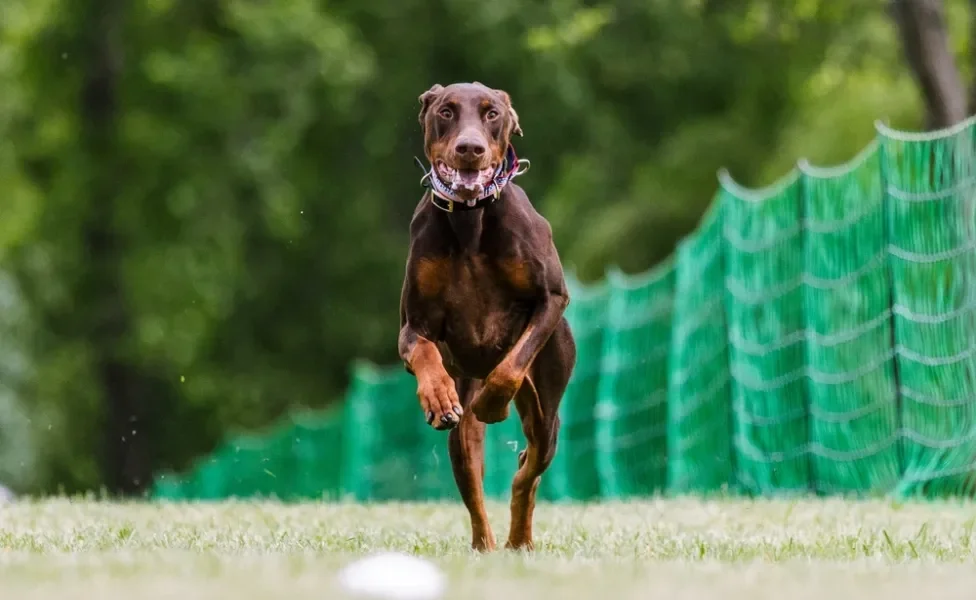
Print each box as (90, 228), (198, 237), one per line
(890, 0), (968, 127)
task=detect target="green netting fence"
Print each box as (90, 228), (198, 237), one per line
(151, 117), (976, 503)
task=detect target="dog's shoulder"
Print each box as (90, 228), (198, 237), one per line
(407, 192), (438, 237)
(496, 184), (554, 244)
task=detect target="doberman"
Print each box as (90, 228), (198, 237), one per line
(398, 82), (577, 551)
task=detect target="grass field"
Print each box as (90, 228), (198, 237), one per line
(1, 497), (976, 599)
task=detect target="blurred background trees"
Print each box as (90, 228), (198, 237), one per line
(0, 0), (971, 495)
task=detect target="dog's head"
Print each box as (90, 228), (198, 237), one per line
(418, 82), (522, 201)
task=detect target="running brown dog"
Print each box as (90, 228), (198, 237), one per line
(398, 82), (576, 551)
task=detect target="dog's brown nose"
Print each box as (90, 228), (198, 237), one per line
(454, 138), (487, 159)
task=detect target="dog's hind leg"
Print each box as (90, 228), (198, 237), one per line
(448, 377), (496, 551)
(505, 320), (575, 551)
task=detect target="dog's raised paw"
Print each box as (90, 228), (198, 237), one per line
(418, 370), (462, 431)
(470, 372), (519, 423)
(470, 395), (511, 424)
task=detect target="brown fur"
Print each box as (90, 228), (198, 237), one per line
(398, 82), (576, 551)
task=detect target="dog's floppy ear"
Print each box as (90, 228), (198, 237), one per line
(494, 89), (523, 137)
(509, 104), (523, 137)
(418, 84), (444, 126)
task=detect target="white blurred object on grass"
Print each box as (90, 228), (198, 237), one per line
(337, 551), (446, 600)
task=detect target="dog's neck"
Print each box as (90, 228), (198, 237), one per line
(445, 207), (486, 254)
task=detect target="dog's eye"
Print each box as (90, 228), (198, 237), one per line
(438, 108), (453, 119)
(485, 109), (500, 120)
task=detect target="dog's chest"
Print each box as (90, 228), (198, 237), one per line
(416, 254), (532, 354)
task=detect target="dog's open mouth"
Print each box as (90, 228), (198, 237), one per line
(435, 161), (496, 197)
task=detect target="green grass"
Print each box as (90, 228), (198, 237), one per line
(2, 497), (976, 599)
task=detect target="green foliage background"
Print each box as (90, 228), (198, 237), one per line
(0, 0), (960, 493)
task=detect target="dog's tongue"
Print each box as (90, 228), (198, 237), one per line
(453, 169), (485, 191)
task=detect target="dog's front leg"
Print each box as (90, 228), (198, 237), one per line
(399, 322), (463, 430)
(399, 263), (463, 431)
(470, 289), (568, 424)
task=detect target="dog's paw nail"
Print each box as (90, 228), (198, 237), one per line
(453, 405), (463, 416)
(426, 410), (435, 425)
(440, 413), (453, 425)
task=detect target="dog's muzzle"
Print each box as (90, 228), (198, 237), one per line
(416, 145), (530, 212)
